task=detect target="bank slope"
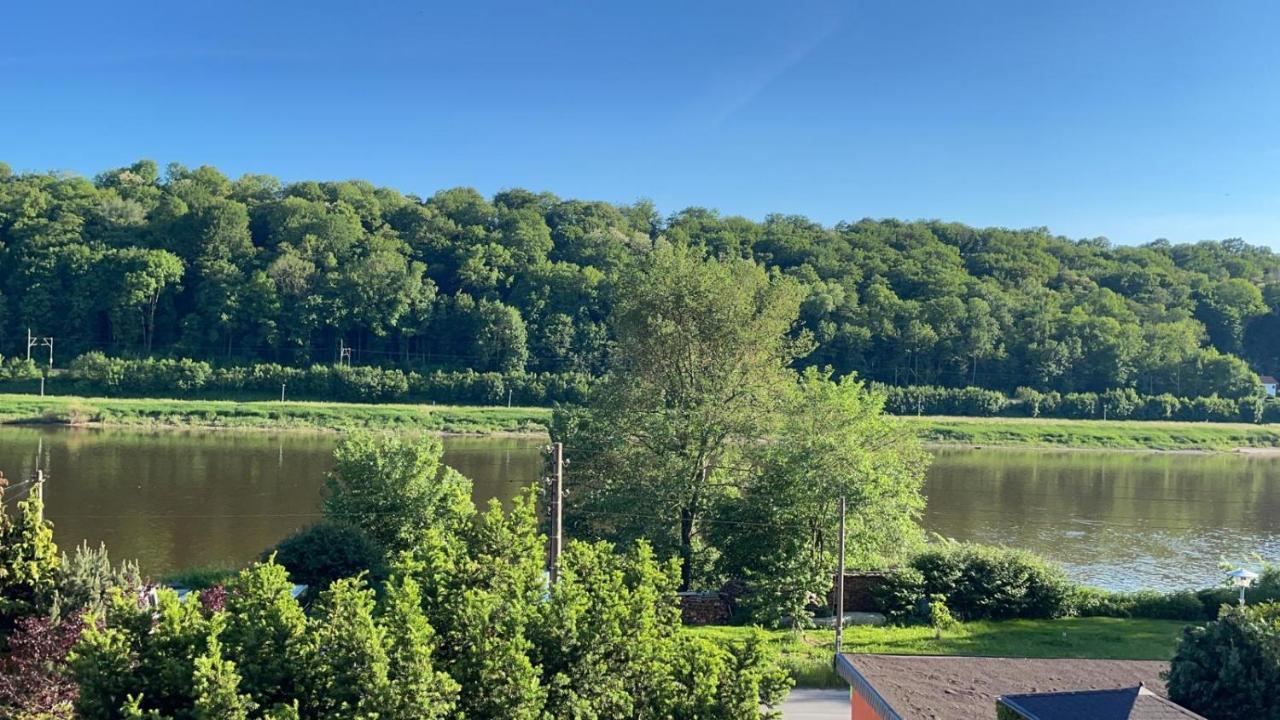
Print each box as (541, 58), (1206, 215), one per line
(0, 394), (551, 434)
(904, 415), (1280, 451)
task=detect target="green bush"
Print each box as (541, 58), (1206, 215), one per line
(1070, 587), (1208, 620)
(872, 567), (926, 624)
(905, 543), (1072, 621)
(61, 352), (591, 406)
(264, 521), (387, 591)
(1165, 602), (1280, 720)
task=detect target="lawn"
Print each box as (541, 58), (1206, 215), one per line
(687, 617), (1190, 688)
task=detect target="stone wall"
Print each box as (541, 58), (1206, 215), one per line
(829, 572), (890, 612)
(678, 591), (732, 625)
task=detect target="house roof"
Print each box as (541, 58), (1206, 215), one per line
(999, 685), (1205, 720)
(837, 654), (1176, 720)
(1261, 375), (1279, 384)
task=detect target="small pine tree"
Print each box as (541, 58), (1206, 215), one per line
(219, 560), (309, 710)
(378, 575), (458, 720)
(302, 577), (392, 719)
(52, 541), (142, 621)
(0, 486), (60, 624)
(192, 627), (254, 720)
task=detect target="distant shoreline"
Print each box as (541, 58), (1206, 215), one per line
(0, 393), (1276, 452)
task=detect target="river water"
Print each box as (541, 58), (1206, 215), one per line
(1, 427), (1276, 591)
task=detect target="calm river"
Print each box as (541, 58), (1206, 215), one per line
(1, 427), (1276, 591)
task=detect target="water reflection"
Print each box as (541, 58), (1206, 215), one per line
(0, 428), (1276, 591)
(924, 449), (1280, 590)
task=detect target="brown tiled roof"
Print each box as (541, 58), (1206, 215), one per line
(838, 654), (1177, 720)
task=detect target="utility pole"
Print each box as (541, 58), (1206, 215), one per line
(548, 442), (564, 584)
(835, 496), (847, 655)
(281, 383), (287, 402)
(27, 330), (53, 368)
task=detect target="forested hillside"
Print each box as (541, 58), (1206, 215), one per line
(1, 159), (1277, 399)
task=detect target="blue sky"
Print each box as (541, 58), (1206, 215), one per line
(3, 0), (1279, 247)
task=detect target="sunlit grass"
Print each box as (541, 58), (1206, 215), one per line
(902, 415), (1280, 451)
(687, 617), (1189, 688)
(0, 393), (552, 434)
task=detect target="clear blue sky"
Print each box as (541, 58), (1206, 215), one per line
(4, 0), (1279, 247)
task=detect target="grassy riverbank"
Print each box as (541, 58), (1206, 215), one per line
(903, 415), (1280, 451)
(0, 393), (1277, 450)
(690, 617), (1188, 688)
(0, 393), (552, 434)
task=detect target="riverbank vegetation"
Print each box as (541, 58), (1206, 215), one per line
(905, 415), (1280, 450)
(872, 541), (1280, 625)
(1, 391), (1278, 452)
(3, 160), (1279, 404)
(0, 394), (550, 433)
(0, 437), (792, 719)
(553, 245), (931, 624)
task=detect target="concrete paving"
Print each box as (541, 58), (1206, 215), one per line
(780, 688), (848, 719)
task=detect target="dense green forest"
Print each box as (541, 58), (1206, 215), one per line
(1, 159), (1278, 398)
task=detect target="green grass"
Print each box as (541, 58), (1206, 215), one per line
(902, 415), (1280, 451)
(0, 393), (552, 434)
(0, 392), (1273, 449)
(687, 617), (1190, 688)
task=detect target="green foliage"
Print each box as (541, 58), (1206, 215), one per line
(218, 561), (309, 711)
(712, 369), (929, 627)
(928, 594), (958, 638)
(300, 577), (391, 719)
(265, 522), (386, 592)
(4, 159), (1279, 405)
(61, 352), (591, 406)
(1070, 587), (1209, 620)
(0, 483), (60, 625)
(1165, 602), (1280, 720)
(323, 433), (474, 556)
(377, 575), (458, 720)
(52, 541), (142, 621)
(191, 631), (252, 720)
(877, 543), (1073, 622)
(873, 568), (928, 624)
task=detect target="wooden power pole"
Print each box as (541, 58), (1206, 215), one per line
(835, 496), (847, 654)
(547, 442), (565, 583)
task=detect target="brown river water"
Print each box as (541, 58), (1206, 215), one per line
(1, 427), (1276, 591)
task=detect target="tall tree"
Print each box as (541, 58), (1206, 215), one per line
(554, 243), (806, 589)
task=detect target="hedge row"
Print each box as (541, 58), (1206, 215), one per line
(872, 542), (1280, 623)
(877, 384), (1278, 423)
(53, 352), (592, 406)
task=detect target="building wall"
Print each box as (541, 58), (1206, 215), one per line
(851, 688), (882, 720)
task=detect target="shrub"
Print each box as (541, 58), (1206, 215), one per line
(62, 353), (592, 406)
(51, 542), (142, 621)
(1070, 587), (1207, 620)
(907, 543), (1071, 621)
(265, 522), (387, 591)
(1100, 388), (1141, 420)
(1140, 393), (1181, 420)
(1165, 602), (1280, 720)
(1060, 392), (1099, 419)
(872, 567), (926, 624)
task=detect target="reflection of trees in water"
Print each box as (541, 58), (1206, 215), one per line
(0, 428), (544, 578)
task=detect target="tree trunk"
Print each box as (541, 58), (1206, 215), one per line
(679, 506), (694, 591)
